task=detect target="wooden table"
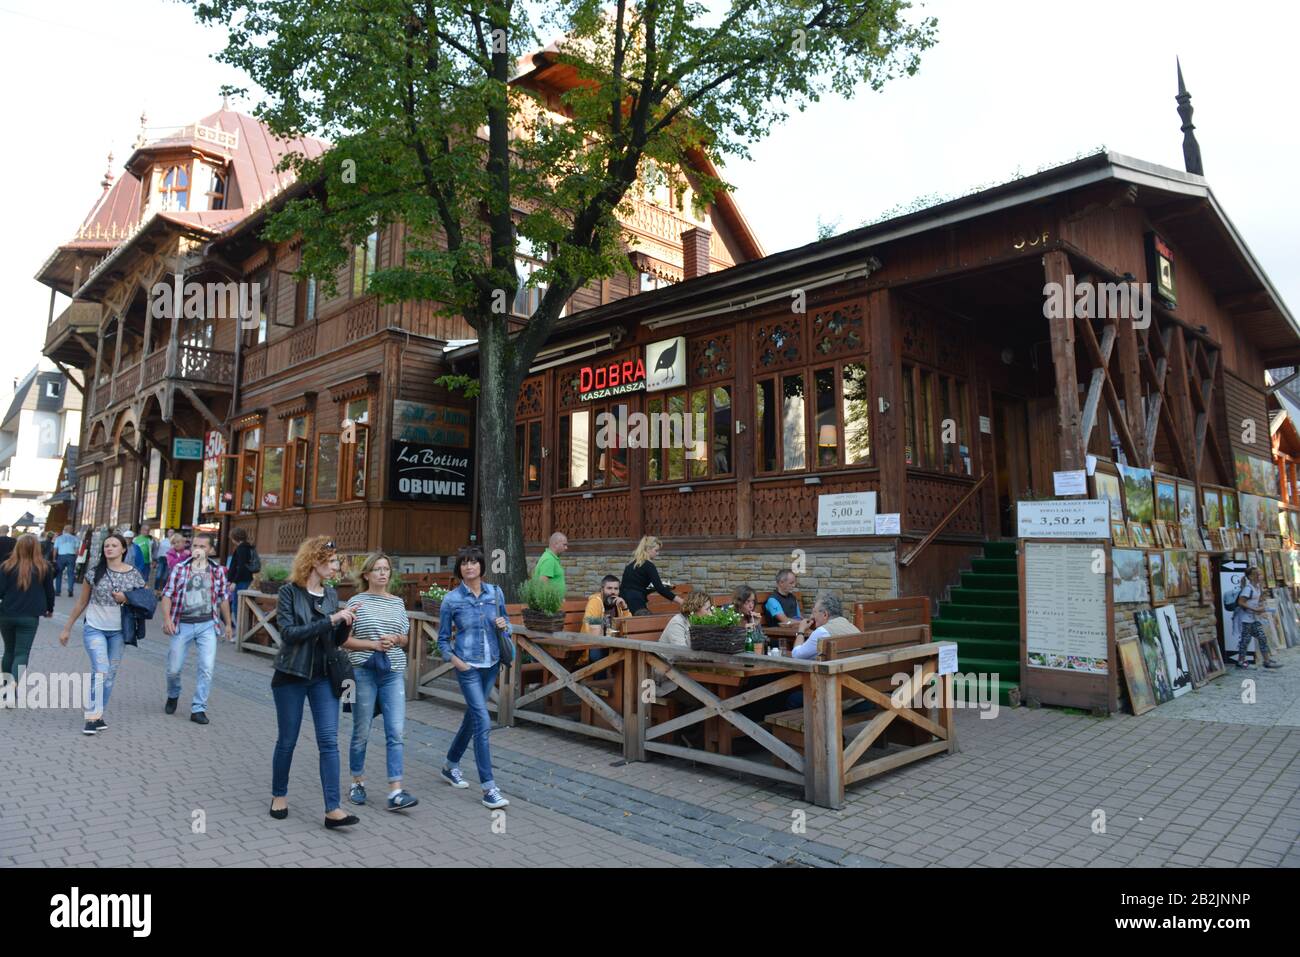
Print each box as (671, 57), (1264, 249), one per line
(679, 657), (793, 755)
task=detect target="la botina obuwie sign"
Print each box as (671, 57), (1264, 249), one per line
(389, 441), (473, 503)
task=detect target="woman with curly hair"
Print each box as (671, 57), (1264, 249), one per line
(268, 536), (359, 829)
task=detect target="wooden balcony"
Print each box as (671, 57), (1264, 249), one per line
(90, 344), (236, 418)
(43, 301), (101, 366)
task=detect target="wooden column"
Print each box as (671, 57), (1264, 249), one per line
(1044, 251), (1084, 471)
(867, 289), (905, 516)
(1115, 314), (1145, 464)
(540, 368), (554, 542)
(735, 319), (753, 540)
(140, 292), (155, 390)
(110, 314), (125, 405)
(91, 328), (106, 414)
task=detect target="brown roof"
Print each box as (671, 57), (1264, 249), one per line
(39, 106), (329, 295)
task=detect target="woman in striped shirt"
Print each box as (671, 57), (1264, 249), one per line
(342, 553), (418, 812)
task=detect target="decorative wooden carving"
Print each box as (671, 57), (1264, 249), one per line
(521, 501), (543, 544)
(288, 325), (317, 365)
(277, 513), (306, 552)
(749, 475), (881, 537)
(516, 377), (544, 418)
(810, 302), (865, 359)
(754, 316), (805, 371)
(243, 348), (268, 384)
(687, 332), (733, 383)
(904, 475), (983, 535)
(552, 492), (629, 542)
(343, 298), (379, 341)
(642, 487), (738, 539)
(335, 504), (368, 552)
(557, 369), (582, 409)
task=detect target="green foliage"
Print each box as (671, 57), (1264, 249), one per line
(260, 564), (288, 587)
(435, 374), (481, 400)
(424, 582), (450, 602)
(689, 604), (744, 628)
(387, 571), (407, 596)
(519, 577), (564, 614)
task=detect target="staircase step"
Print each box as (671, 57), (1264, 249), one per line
(948, 637), (1020, 660)
(932, 618), (1020, 642)
(948, 587), (1020, 607)
(940, 602), (1020, 623)
(957, 656), (1021, 682)
(971, 557), (1017, 575)
(982, 541), (1018, 559)
(960, 571), (1019, 591)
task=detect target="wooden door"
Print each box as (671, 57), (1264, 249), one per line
(992, 394), (1032, 537)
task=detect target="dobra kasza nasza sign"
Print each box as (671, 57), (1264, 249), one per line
(389, 441), (473, 503)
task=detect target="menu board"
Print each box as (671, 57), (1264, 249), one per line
(1024, 542), (1109, 674)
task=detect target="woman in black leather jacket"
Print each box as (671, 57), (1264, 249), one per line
(268, 536), (358, 829)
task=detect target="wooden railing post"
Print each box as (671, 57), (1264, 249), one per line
(623, 648), (647, 762)
(236, 590), (250, 652)
(804, 669), (845, 809)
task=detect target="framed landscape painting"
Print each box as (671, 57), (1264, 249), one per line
(1198, 553), (1214, 605)
(1117, 637), (1157, 716)
(1177, 481), (1198, 527)
(1148, 550), (1167, 603)
(1120, 464), (1155, 523)
(1155, 478), (1179, 524)
(1112, 549), (1150, 603)
(1093, 468), (1126, 524)
(1135, 609), (1174, 704)
(1203, 489), (1221, 528)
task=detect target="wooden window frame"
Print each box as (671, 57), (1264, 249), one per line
(903, 362), (971, 476)
(313, 432), (342, 504)
(342, 424), (369, 501)
(289, 437), (310, 507)
(80, 473), (100, 527)
(352, 229), (379, 296)
(516, 417), (543, 497)
(258, 444), (287, 510)
(644, 384), (736, 485)
(755, 357), (875, 478)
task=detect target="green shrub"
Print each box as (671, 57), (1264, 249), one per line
(261, 564), (290, 583)
(387, 571), (406, 596)
(519, 578), (564, 614)
(688, 604), (743, 628)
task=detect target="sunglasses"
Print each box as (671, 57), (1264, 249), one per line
(324, 541), (336, 550)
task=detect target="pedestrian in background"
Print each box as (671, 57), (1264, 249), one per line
(0, 526), (15, 565)
(160, 532), (231, 724)
(53, 525), (80, 597)
(0, 534), (56, 696)
(58, 532), (146, 735)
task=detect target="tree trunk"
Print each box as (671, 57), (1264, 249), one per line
(476, 319), (529, 601)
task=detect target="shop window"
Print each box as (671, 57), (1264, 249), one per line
(352, 228), (378, 296)
(903, 363), (969, 475)
(314, 433), (341, 502)
(80, 473), (100, 527)
(259, 446), (285, 509)
(286, 415), (310, 507)
(757, 361), (872, 474)
(645, 387), (733, 484)
(108, 466), (123, 523)
(515, 418), (543, 494)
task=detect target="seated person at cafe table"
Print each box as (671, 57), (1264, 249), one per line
(620, 536), (684, 615)
(733, 585), (763, 630)
(764, 570), (809, 634)
(584, 575), (631, 662)
(658, 592), (713, 647)
(790, 592), (858, 660)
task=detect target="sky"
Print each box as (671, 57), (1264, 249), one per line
(1, 0), (1296, 401)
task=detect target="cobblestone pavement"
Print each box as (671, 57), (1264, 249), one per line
(2, 597), (1298, 867)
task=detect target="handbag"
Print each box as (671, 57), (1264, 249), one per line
(493, 584), (515, 666)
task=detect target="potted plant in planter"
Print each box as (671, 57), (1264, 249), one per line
(421, 582), (449, 618)
(688, 604), (747, 654)
(519, 578), (566, 633)
(258, 564), (290, 591)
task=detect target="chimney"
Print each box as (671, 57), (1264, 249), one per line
(682, 226), (712, 280)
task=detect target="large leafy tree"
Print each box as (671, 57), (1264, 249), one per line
(191, 0), (936, 595)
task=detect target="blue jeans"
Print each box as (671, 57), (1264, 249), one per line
(154, 561), (170, 590)
(167, 620), (218, 713)
(83, 625), (125, 718)
(349, 666), (406, 782)
(55, 555), (76, 595)
(447, 663), (500, 791)
(272, 677), (342, 812)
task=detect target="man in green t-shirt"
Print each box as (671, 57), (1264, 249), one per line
(532, 531), (569, 595)
(134, 523), (153, 566)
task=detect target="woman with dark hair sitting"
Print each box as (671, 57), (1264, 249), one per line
(437, 545), (513, 809)
(268, 536), (359, 829)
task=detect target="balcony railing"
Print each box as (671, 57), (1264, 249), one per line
(91, 345), (236, 416)
(43, 301), (101, 362)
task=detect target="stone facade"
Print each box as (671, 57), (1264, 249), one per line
(536, 547), (899, 610)
(1114, 593), (1222, 647)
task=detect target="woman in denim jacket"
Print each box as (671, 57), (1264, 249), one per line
(437, 545), (512, 809)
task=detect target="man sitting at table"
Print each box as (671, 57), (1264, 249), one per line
(659, 592), (712, 647)
(584, 575), (631, 662)
(764, 570), (809, 635)
(790, 593), (858, 660)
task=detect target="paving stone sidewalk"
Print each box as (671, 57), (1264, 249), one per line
(2, 597), (1297, 867)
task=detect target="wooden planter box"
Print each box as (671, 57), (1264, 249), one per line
(688, 625), (747, 655)
(522, 609), (567, 633)
(420, 598), (443, 619)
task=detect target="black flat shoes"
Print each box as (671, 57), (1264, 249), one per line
(324, 814), (359, 830)
(269, 802), (288, 820)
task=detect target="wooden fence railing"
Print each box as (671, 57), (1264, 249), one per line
(236, 592), (957, 808)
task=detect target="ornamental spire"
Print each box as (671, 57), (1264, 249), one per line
(1176, 58), (1204, 176)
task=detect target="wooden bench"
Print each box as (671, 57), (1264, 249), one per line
(852, 595), (931, 631)
(763, 623), (933, 756)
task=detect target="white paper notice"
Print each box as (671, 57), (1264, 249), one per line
(979, 415), (992, 434)
(1024, 542), (1108, 674)
(874, 513), (901, 535)
(816, 491), (877, 536)
(938, 644), (958, 675)
(1053, 470), (1088, 496)
(1017, 500), (1109, 539)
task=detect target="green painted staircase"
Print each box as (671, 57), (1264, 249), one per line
(933, 540), (1021, 706)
